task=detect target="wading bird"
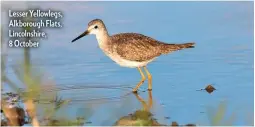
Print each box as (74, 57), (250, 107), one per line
(71, 19), (195, 92)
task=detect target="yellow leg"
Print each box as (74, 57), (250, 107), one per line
(144, 66), (152, 90)
(132, 67), (146, 92)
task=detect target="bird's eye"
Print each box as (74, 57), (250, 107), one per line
(94, 26), (98, 29)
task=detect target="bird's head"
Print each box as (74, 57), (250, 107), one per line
(71, 19), (107, 43)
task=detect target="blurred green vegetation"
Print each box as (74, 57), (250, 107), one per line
(1, 17), (89, 126)
(207, 101), (236, 126)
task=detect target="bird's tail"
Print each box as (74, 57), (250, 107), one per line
(160, 42), (195, 54)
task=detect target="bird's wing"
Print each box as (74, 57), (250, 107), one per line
(112, 33), (162, 62)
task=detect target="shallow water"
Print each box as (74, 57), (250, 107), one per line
(2, 1), (254, 126)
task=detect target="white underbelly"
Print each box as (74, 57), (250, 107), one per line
(105, 51), (155, 68)
(99, 43), (155, 68)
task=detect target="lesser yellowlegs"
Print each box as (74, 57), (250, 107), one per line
(71, 19), (195, 92)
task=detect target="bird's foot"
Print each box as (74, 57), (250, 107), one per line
(132, 90), (138, 94)
(147, 89), (152, 91)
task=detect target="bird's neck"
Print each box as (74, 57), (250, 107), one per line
(96, 31), (110, 49)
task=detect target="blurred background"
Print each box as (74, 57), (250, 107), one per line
(1, 1), (254, 126)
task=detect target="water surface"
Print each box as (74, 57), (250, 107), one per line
(2, 1), (254, 126)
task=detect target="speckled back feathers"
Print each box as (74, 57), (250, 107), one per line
(109, 33), (195, 62)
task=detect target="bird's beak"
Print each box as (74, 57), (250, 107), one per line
(71, 30), (89, 43)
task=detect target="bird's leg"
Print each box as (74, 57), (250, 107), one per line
(132, 67), (146, 92)
(144, 66), (152, 91)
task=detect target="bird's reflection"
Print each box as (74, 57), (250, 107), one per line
(114, 91), (164, 126)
